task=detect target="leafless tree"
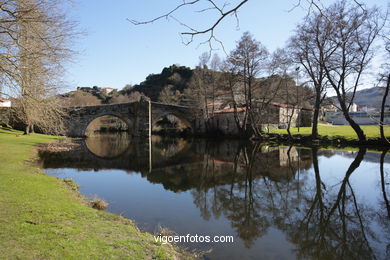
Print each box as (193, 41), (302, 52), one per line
(269, 48), (298, 139)
(209, 53), (222, 119)
(0, 0), (78, 134)
(226, 32), (269, 136)
(158, 84), (182, 105)
(185, 53), (215, 130)
(129, 1), (366, 49)
(289, 11), (331, 139)
(109, 91), (145, 104)
(318, 1), (382, 142)
(379, 73), (390, 142)
(129, 0), (248, 49)
(62, 91), (101, 107)
(379, 14), (390, 142)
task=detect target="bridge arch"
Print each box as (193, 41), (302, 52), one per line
(67, 110), (135, 137)
(152, 112), (193, 135)
(84, 113), (133, 136)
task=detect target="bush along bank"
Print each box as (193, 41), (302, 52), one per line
(254, 132), (390, 149)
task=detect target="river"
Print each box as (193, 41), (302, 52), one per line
(38, 134), (390, 260)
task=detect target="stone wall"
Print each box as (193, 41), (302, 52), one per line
(195, 104), (313, 135)
(0, 108), (10, 126)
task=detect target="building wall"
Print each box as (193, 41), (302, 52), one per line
(0, 100), (11, 107)
(325, 111), (390, 125)
(195, 104), (312, 135)
(300, 110), (313, 127)
(0, 108), (10, 126)
(279, 107), (299, 129)
(194, 112), (244, 135)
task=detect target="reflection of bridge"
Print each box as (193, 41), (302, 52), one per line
(39, 138), (313, 192)
(39, 137), (201, 174)
(65, 99), (195, 137)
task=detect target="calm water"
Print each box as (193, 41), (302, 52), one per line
(39, 134), (390, 260)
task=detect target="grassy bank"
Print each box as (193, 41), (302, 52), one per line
(269, 124), (390, 141)
(0, 128), (186, 259)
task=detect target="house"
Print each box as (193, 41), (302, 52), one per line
(324, 111), (390, 125)
(101, 87), (115, 94)
(0, 97), (11, 107)
(358, 106), (378, 112)
(349, 102), (359, 112)
(194, 101), (312, 135)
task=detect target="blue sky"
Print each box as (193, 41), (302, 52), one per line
(66, 0), (388, 91)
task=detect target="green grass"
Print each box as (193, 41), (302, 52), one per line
(269, 124), (390, 141)
(0, 128), (186, 259)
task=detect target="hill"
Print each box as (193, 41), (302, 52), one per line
(126, 64), (193, 102)
(353, 87), (389, 108)
(330, 87), (390, 109)
(59, 64), (314, 107)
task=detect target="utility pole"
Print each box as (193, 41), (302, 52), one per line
(148, 100), (152, 172)
(296, 67), (300, 133)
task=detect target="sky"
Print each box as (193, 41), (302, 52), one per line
(66, 0), (389, 92)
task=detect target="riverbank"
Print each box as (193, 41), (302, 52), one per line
(260, 125), (390, 148)
(0, 128), (189, 259)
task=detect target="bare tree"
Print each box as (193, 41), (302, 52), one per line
(289, 11), (331, 139)
(379, 16), (390, 142)
(158, 85), (182, 105)
(109, 91), (144, 104)
(129, 1), (366, 49)
(129, 0), (248, 48)
(379, 73), (390, 142)
(318, 1), (382, 142)
(208, 53), (222, 120)
(62, 91), (102, 107)
(268, 48), (298, 139)
(227, 32), (269, 136)
(185, 53), (214, 130)
(1, 0), (78, 134)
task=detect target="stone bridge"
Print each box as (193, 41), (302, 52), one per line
(65, 99), (195, 137)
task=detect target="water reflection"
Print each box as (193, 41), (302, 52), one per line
(39, 135), (390, 260)
(85, 133), (132, 158)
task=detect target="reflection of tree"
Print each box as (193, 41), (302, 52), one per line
(189, 142), (312, 247)
(188, 143), (388, 259)
(379, 149), (390, 260)
(41, 135), (390, 258)
(380, 149), (390, 219)
(192, 143), (272, 247)
(288, 148), (383, 260)
(152, 136), (189, 158)
(219, 144), (269, 248)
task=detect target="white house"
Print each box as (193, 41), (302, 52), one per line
(102, 87), (115, 94)
(348, 102), (359, 112)
(0, 97), (11, 107)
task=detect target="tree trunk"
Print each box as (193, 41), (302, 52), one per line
(342, 109), (366, 142)
(24, 124), (30, 135)
(311, 92), (321, 139)
(338, 98), (366, 142)
(286, 107), (295, 140)
(380, 74), (390, 141)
